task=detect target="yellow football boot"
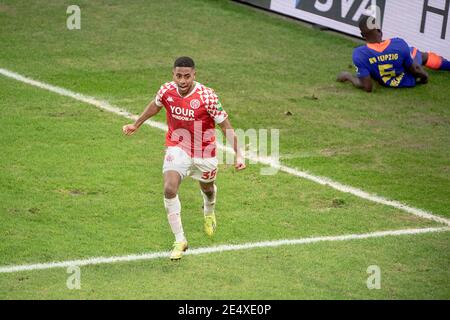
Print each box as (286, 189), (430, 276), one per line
(204, 214), (217, 237)
(170, 241), (188, 260)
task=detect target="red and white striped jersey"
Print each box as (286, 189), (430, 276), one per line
(155, 81), (228, 158)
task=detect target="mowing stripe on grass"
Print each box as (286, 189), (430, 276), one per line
(0, 227), (447, 273)
(1, 67), (450, 227)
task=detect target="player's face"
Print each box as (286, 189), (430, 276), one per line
(173, 67), (196, 95)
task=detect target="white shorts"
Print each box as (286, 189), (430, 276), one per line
(162, 146), (218, 183)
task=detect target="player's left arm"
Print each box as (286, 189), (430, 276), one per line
(217, 118), (246, 171)
(205, 91), (246, 171)
(337, 49), (373, 92)
(408, 62), (429, 84)
(400, 39), (429, 84)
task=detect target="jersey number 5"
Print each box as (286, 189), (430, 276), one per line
(378, 64), (396, 83)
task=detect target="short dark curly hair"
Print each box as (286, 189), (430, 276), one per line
(359, 15), (380, 33)
(174, 56), (195, 68)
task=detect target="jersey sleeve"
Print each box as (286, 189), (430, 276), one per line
(155, 82), (174, 107)
(396, 38), (414, 69)
(204, 90), (228, 124)
(352, 49), (370, 78)
(154, 85), (165, 107)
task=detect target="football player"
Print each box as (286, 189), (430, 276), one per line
(123, 57), (246, 260)
(337, 16), (449, 92)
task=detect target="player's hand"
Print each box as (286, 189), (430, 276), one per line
(235, 155), (246, 171)
(418, 73), (429, 85)
(122, 124), (138, 136)
(337, 71), (352, 82)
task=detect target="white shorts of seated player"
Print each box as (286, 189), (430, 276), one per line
(162, 146), (218, 183)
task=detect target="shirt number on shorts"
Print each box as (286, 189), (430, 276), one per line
(202, 169), (217, 180)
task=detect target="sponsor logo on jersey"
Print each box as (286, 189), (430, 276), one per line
(170, 105), (195, 121)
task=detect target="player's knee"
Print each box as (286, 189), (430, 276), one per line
(201, 184), (215, 197)
(203, 189), (214, 198)
(164, 184), (178, 199)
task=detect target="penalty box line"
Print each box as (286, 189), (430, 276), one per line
(0, 67), (450, 228)
(0, 227), (448, 274)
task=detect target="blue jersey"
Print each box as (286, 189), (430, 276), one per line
(352, 38), (416, 88)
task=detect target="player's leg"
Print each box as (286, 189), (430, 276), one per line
(163, 171), (184, 241)
(164, 171), (188, 260)
(162, 147), (191, 260)
(422, 50), (450, 71)
(199, 180), (217, 236)
(191, 157), (218, 236)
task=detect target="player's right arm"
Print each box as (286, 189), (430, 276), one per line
(337, 71), (373, 92)
(122, 99), (162, 135)
(337, 49), (373, 92)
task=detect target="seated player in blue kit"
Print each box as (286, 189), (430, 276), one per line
(337, 16), (450, 92)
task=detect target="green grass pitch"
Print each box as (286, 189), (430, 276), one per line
(0, 0), (449, 299)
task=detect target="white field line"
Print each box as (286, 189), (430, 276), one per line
(1, 67), (450, 228)
(0, 227), (447, 274)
